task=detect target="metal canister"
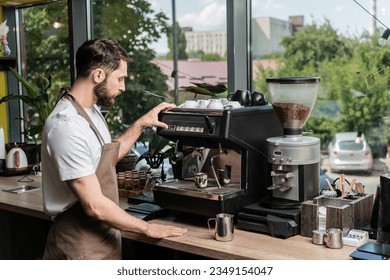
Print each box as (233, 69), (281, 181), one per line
(312, 229), (326, 245)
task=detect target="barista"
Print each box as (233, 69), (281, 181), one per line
(41, 38), (187, 260)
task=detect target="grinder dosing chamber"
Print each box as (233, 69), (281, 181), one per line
(267, 77), (319, 138)
(264, 77), (321, 208)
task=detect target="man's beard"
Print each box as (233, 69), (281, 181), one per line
(94, 79), (115, 107)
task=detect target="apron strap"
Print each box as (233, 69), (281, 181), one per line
(58, 87), (106, 147)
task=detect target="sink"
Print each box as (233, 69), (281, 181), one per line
(2, 185), (41, 194)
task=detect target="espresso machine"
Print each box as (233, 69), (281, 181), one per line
(154, 105), (283, 218)
(237, 77), (321, 238)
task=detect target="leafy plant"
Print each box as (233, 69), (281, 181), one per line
(0, 67), (54, 143)
(135, 133), (175, 169)
(180, 82), (227, 99)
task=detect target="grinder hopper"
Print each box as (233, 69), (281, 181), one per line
(266, 77), (320, 138)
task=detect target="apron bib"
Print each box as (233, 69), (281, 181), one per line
(43, 92), (121, 260)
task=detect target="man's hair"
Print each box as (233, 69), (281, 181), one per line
(75, 38), (131, 78)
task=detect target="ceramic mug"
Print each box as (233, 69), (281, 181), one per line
(197, 99), (210, 109)
(208, 213), (234, 242)
(224, 101), (241, 109)
(227, 89), (252, 106)
(182, 100), (198, 108)
(207, 99), (223, 109)
(251, 91), (268, 106)
(194, 172), (208, 188)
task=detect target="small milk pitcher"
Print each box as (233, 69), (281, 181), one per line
(207, 213), (234, 242)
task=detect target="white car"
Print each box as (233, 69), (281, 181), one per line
(328, 132), (373, 174)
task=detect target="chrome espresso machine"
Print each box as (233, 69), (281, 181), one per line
(154, 105), (283, 218)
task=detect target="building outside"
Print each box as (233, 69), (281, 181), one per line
(153, 59), (278, 92)
(184, 29), (227, 57)
(184, 16), (303, 59)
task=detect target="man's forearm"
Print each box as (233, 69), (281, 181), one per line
(115, 120), (144, 160)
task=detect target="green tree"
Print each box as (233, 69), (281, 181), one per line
(255, 21), (390, 152)
(23, 2), (70, 90)
(92, 0), (171, 136)
(16, 1), (70, 142)
(167, 21), (188, 60)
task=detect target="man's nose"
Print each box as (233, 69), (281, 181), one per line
(119, 81), (126, 92)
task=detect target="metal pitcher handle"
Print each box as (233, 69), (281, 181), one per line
(207, 218), (216, 234)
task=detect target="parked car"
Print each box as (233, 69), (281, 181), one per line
(327, 132), (373, 174)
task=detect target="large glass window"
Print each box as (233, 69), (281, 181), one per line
(17, 0), (70, 142)
(251, 0), (390, 194)
(91, 0), (227, 138)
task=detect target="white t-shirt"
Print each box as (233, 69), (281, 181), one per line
(41, 99), (111, 216)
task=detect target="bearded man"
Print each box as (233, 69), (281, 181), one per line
(41, 38), (186, 260)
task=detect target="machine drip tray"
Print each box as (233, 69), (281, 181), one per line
(260, 196), (301, 209)
(237, 202), (301, 238)
(158, 179), (240, 195)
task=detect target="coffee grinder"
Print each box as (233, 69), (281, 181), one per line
(237, 77), (321, 238)
(263, 77), (321, 208)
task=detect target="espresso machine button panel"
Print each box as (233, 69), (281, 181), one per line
(160, 113), (222, 138)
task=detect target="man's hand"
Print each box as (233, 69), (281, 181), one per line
(116, 102), (175, 159)
(144, 223), (187, 239)
(136, 102), (176, 129)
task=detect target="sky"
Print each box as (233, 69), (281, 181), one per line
(149, 0), (390, 54)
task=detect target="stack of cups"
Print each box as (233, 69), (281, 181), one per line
(117, 172), (125, 189)
(131, 170), (140, 190)
(139, 170), (147, 188)
(125, 171), (133, 190)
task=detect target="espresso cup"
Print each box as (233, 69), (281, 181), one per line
(194, 172), (208, 188)
(224, 101), (241, 109)
(251, 91), (268, 106)
(227, 89), (252, 106)
(324, 228), (343, 249)
(197, 99), (209, 109)
(208, 213), (234, 242)
(207, 99), (223, 109)
(182, 100), (198, 108)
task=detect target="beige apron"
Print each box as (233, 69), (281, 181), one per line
(43, 92), (122, 260)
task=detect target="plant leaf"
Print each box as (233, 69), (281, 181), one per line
(9, 67), (38, 98)
(189, 82), (227, 94)
(180, 86), (217, 97)
(0, 94), (34, 104)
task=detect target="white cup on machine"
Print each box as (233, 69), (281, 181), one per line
(207, 99), (223, 109)
(182, 100), (198, 108)
(197, 99), (210, 109)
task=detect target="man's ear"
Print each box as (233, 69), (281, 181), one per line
(92, 68), (106, 83)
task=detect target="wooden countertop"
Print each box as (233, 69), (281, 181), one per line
(0, 175), (357, 260)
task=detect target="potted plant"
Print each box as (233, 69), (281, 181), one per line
(135, 132), (176, 181)
(0, 67), (54, 166)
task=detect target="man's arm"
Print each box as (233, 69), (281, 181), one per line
(67, 174), (187, 238)
(115, 102), (176, 160)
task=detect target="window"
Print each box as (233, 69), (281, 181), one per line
(91, 0), (227, 137)
(4, 0), (70, 143)
(251, 0), (390, 194)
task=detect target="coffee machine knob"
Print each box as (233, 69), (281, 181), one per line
(269, 156), (276, 162)
(286, 157), (292, 163)
(279, 158), (285, 163)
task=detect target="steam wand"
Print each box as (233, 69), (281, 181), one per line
(210, 143), (226, 189)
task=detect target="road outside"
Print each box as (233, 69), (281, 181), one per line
(321, 155), (390, 195)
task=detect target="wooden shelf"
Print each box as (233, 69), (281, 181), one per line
(0, 57), (17, 71)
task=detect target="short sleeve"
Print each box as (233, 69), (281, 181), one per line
(46, 118), (96, 181)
